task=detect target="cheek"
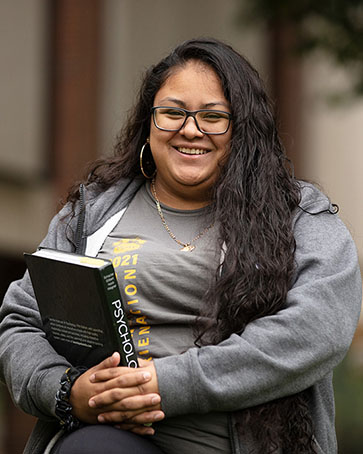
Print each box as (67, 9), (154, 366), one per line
(149, 125), (158, 148)
(149, 134), (161, 161)
(149, 133), (174, 168)
(149, 124), (174, 145)
(216, 137), (232, 167)
(217, 135), (232, 155)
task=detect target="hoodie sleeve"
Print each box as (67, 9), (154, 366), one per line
(0, 205), (76, 419)
(154, 206), (362, 417)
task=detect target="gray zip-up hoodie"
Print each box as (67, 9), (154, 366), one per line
(0, 177), (361, 454)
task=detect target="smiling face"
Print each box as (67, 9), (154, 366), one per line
(149, 60), (232, 209)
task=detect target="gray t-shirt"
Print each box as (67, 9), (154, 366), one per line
(98, 182), (231, 453)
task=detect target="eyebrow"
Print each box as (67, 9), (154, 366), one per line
(158, 97), (230, 110)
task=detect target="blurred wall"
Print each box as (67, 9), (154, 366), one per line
(301, 56), (363, 267)
(0, 0), (53, 256)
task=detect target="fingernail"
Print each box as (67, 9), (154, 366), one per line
(89, 400), (96, 408)
(98, 415), (105, 423)
(143, 372), (151, 380)
(145, 428), (154, 436)
(151, 395), (160, 405)
(153, 412), (164, 421)
(111, 352), (119, 363)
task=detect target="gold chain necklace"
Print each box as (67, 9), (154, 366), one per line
(151, 178), (214, 252)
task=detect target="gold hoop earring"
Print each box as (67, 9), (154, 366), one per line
(140, 140), (156, 179)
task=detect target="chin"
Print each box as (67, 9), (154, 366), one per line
(176, 175), (213, 188)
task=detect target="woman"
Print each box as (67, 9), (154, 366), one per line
(0, 38), (361, 454)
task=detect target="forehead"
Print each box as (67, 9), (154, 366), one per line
(155, 60), (227, 104)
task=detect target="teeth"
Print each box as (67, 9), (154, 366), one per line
(177, 147), (208, 155)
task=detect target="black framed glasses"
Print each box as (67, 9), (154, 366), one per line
(151, 106), (232, 135)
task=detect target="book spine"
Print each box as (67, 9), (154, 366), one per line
(98, 264), (138, 368)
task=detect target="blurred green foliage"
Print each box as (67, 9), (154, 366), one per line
(240, 0), (363, 96)
(334, 355), (363, 453)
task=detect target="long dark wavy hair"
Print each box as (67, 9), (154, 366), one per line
(67, 38), (316, 453)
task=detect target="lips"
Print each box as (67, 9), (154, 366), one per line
(176, 147), (210, 155)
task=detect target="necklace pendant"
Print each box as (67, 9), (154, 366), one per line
(180, 244), (195, 252)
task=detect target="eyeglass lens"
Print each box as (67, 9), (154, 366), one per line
(153, 107), (230, 134)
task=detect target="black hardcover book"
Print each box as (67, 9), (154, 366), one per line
(24, 248), (138, 369)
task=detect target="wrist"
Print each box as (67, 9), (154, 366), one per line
(55, 366), (87, 431)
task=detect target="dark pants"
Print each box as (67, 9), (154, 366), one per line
(51, 425), (165, 454)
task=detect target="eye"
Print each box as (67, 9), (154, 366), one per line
(200, 111), (230, 120)
(161, 108), (184, 117)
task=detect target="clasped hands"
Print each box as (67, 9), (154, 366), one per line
(70, 352), (165, 435)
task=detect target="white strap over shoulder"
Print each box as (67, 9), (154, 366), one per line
(43, 429), (63, 454)
(85, 208), (127, 257)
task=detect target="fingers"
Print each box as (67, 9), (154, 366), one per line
(89, 390), (160, 410)
(115, 423), (155, 436)
(91, 352), (121, 373)
(138, 358), (151, 367)
(90, 368), (152, 390)
(99, 409), (165, 425)
(123, 410), (165, 425)
(89, 360), (159, 400)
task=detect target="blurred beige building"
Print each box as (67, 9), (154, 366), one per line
(1, 0), (362, 453)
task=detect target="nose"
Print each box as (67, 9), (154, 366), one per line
(179, 116), (204, 138)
